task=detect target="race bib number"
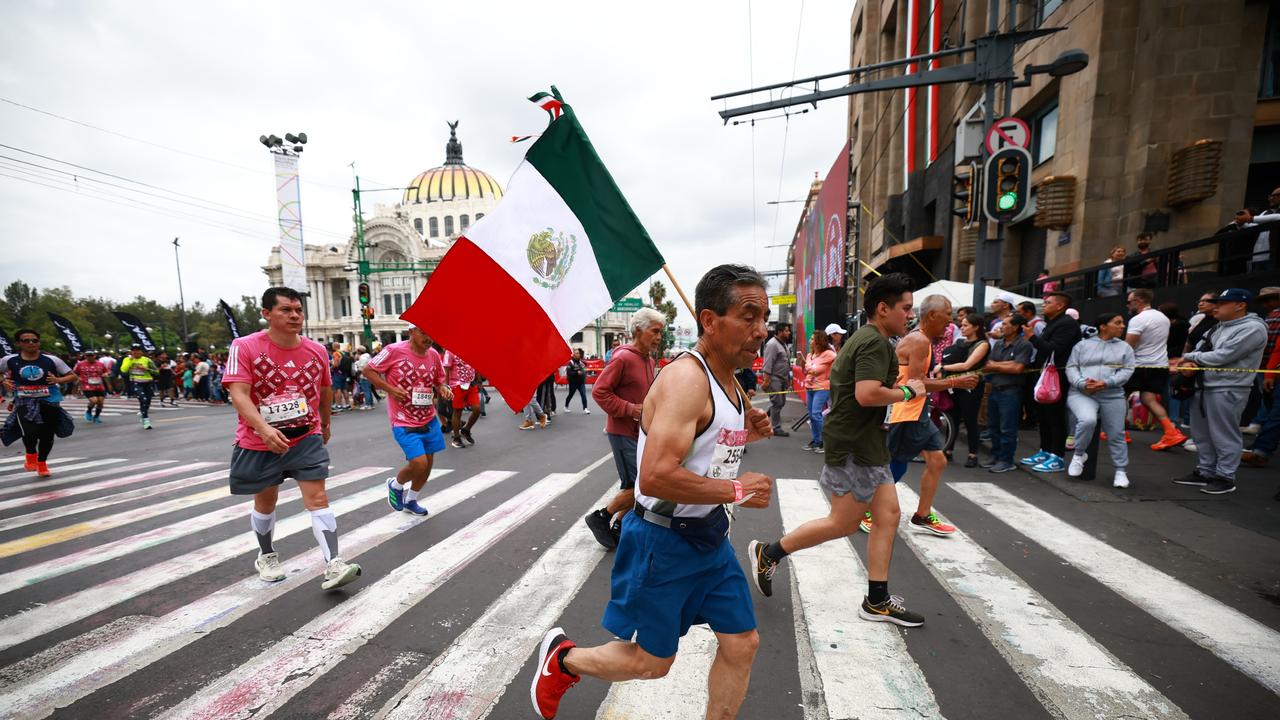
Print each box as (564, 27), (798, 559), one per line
(259, 392), (309, 427)
(130, 365), (148, 377)
(17, 384), (51, 399)
(85, 376), (103, 387)
(707, 428), (748, 480)
(411, 387), (434, 407)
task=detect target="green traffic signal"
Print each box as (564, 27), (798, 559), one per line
(998, 192), (1018, 211)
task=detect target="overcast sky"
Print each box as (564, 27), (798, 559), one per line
(0, 0), (852, 329)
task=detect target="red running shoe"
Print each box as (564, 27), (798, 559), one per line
(531, 626), (579, 718)
(23, 453), (37, 472)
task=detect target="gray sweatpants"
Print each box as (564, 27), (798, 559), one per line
(1189, 387), (1250, 481)
(768, 376), (788, 430)
(523, 398), (544, 423)
(1067, 391), (1128, 469)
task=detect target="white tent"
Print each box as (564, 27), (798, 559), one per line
(913, 279), (1042, 311)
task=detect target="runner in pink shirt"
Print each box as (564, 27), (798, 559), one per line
(222, 287), (361, 592)
(444, 349), (481, 448)
(74, 352), (108, 423)
(362, 326), (453, 516)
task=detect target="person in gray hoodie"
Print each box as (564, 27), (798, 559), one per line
(1065, 312), (1136, 487)
(1174, 288), (1269, 495)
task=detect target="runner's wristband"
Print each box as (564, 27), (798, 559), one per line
(900, 385), (913, 401)
(730, 479), (745, 503)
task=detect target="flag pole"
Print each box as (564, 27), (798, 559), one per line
(660, 264), (755, 402)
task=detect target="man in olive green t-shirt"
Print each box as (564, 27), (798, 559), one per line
(747, 273), (928, 627)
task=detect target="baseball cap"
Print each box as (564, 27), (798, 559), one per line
(994, 291), (1018, 305)
(1206, 288), (1252, 303)
(823, 323), (846, 336)
(1257, 286), (1280, 299)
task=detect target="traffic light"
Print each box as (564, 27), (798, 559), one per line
(357, 282), (371, 306)
(952, 162), (980, 228)
(361, 306), (375, 320)
(983, 146), (1031, 223)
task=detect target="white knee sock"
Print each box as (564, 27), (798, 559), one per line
(250, 510), (275, 555)
(310, 508), (338, 562)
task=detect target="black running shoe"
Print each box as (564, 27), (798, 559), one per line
(1200, 478), (1236, 495)
(584, 509), (618, 550)
(746, 540), (778, 598)
(858, 594), (925, 627)
(1172, 471), (1209, 486)
(462, 429), (475, 446)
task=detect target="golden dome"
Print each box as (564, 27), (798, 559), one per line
(403, 165), (504, 204)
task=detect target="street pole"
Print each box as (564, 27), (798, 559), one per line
(971, 0), (1002, 316)
(352, 174), (374, 346)
(173, 237), (189, 339)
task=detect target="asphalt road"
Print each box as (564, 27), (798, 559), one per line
(0, 390), (1276, 719)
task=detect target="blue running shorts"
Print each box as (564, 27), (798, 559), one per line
(602, 511), (756, 659)
(392, 418), (446, 461)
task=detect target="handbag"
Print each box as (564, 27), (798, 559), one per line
(1034, 360), (1062, 403)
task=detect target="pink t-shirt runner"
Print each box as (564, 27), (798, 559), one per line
(222, 331), (332, 451)
(367, 341), (446, 428)
(74, 360), (107, 389)
(443, 350), (476, 387)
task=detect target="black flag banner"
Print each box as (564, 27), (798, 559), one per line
(113, 311), (157, 352)
(0, 328), (14, 356)
(47, 313), (87, 354)
(218, 299), (241, 339)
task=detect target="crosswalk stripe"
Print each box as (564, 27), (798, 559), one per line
(594, 625), (719, 720)
(0, 461), (224, 530)
(0, 466), (395, 599)
(377, 481), (616, 720)
(0, 456), (32, 467)
(0, 459), (130, 493)
(0, 469), (516, 720)
(0, 461), (193, 518)
(159, 466), (601, 720)
(953, 482), (1280, 696)
(0, 453), (103, 481)
(893, 484), (1187, 719)
(0, 465), (226, 559)
(0, 461), (394, 602)
(0, 466), (399, 652)
(776, 478), (941, 720)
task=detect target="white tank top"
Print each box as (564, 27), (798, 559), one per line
(635, 349), (747, 519)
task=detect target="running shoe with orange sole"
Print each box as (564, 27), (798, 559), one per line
(859, 511), (872, 534)
(909, 511), (956, 536)
(1151, 430), (1188, 452)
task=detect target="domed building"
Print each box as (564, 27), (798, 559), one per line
(263, 122), (507, 348)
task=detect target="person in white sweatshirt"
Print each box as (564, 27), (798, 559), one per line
(1064, 312), (1136, 488)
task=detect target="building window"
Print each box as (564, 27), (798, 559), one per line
(429, 217), (439, 237)
(1263, 2), (1280, 98)
(402, 292), (412, 312)
(414, 218), (423, 235)
(571, 331), (584, 342)
(460, 214), (470, 231)
(393, 293), (404, 315)
(444, 216), (455, 236)
(476, 213), (485, 221)
(1032, 102), (1058, 165)
(383, 294), (392, 316)
(1037, 0), (1064, 26)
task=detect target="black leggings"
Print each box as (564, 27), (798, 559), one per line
(949, 386), (984, 456)
(17, 402), (60, 462)
(135, 381), (154, 418)
(565, 381), (588, 409)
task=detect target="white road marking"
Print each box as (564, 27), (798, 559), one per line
(157, 468), (594, 720)
(0, 467), (372, 595)
(0, 467), (397, 645)
(894, 484), (1186, 719)
(594, 625), (719, 720)
(0, 458), (104, 486)
(0, 461), (196, 517)
(953, 482), (1280, 696)
(0, 469), (512, 719)
(776, 478), (942, 720)
(377, 483), (617, 720)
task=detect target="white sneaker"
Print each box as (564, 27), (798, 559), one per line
(1243, 423), (1262, 435)
(1184, 440), (1197, 452)
(321, 558), (362, 590)
(1068, 453), (1087, 478)
(584, 408), (591, 414)
(254, 552), (286, 582)
(563, 407), (571, 413)
(1112, 471), (1130, 488)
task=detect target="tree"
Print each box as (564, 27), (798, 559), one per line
(647, 280), (680, 356)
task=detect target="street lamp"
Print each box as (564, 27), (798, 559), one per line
(260, 132), (307, 156)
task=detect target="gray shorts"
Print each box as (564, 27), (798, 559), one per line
(887, 409), (944, 462)
(818, 456), (894, 503)
(228, 434), (330, 495)
(607, 433), (638, 490)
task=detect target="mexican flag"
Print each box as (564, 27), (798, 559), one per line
(402, 88), (665, 410)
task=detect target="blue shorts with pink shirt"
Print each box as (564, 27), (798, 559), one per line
(392, 418), (446, 460)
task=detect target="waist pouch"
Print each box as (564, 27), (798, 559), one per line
(280, 425), (313, 440)
(404, 422), (435, 434)
(635, 504), (729, 553)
